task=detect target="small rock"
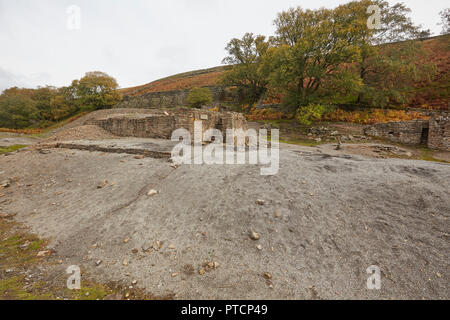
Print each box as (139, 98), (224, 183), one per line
(39, 149), (51, 155)
(141, 243), (153, 252)
(256, 245), (263, 251)
(256, 199), (265, 206)
(152, 240), (163, 251)
(123, 259), (129, 266)
(436, 273), (442, 278)
(85, 292), (90, 297)
(171, 273), (179, 278)
(134, 155), (145, 159)
(249, 231), (260, 241)
(125, 292), (130, 298)
(97, 180), (108, 189)
(124, 238), (130, 244)
(264, 272), (273, 280)
(95, 260), (103, 266)
(132, 248), (139, 254)
(0, 212), (17, 219)
(168, 244), (176, 250)
(147, 189), (158, 197)
(37, 250), (50, 257)
(0, 180), (11, 188)
(198, 268), (205, 275)
(132, 280), (137, 285)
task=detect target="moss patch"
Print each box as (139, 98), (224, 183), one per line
(0, 145), (27, 155)
(0, 218), (172, 300)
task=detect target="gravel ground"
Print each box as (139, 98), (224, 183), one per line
(0, 142), (449, 300)
(42, 125), (118, 143)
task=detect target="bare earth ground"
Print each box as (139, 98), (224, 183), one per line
(0, 138), (449, 300)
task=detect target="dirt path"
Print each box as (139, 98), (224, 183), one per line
(0, 142), (449, 300)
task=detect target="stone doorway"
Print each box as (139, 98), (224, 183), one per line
(420, 127), (429, 145)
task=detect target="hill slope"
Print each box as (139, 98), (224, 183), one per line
(120, 35), (449, 110)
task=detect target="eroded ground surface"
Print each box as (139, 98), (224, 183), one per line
(0, 139), (449, 300)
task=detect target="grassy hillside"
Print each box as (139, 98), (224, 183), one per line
(120, 66), (229, 97)
(120, 35), (449, 111)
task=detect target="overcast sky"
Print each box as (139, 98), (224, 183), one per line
(0, 0), (447, 92)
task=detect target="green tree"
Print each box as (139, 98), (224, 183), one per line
(32, 86), (58, 120)
(344, 0), (435, 107)
(186, 87), (214, 108)
(267, 6), (363, 109)
(74, 71), (122, 110)
(49, 85), (80, 121)
(0, 94), (38, 129)
(296, 104), (328, 126)
(221, 33), (270, 106)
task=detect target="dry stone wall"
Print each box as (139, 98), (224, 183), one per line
(428, 115), (450, 151)
(87, 109), (248, 141)
(364, 120), (429, 145)
(364, 116), (450, 151)
(114, 86), (234, 109)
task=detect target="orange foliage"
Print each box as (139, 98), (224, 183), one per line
(0, 128), (44, 134)
(121, 70), (225, 97)
(322, 109), (429, 124)
(246, 108), (287, 121)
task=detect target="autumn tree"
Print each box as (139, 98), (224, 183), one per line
(31, 86), (59, 120)
(342, 0), (435, 107)
(186, 87), (213, 108)
(266, 6), (363, 109)
(221, 33), (270, 107)
(0, 94), (38, 129)
(74, 71), (122, 110)
(49, 85), (80, 121)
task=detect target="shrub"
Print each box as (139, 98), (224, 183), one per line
(186, 87), (213, 108)
(296, 104), (330, 126)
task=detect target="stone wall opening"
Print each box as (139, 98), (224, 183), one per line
(364, 114), (449, 151)
(420, 127), (429, 145)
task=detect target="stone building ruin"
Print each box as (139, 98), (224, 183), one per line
(86, 108), (248, 141)
(364, 115), (450, 151)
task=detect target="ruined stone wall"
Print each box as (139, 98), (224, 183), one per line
(428, 115), (450, 151)
(364, 120), (429, 145)
(114, 86), (234, 109)
(87, 109), (248, 141)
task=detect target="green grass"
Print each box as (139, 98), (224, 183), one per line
(416, 147), (449, 163)
(0, 145), (27, 154)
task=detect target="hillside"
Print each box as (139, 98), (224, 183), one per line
(120, 66), (228, 97)
(120, 35), (449, 110)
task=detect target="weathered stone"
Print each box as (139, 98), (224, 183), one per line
(249, 231), (260, 241)
(87, 108), (248, 142)
(364, 115), (449, 151)
(428, 115), (450, 151)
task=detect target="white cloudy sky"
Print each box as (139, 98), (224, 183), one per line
(0, 0), (447, 92)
